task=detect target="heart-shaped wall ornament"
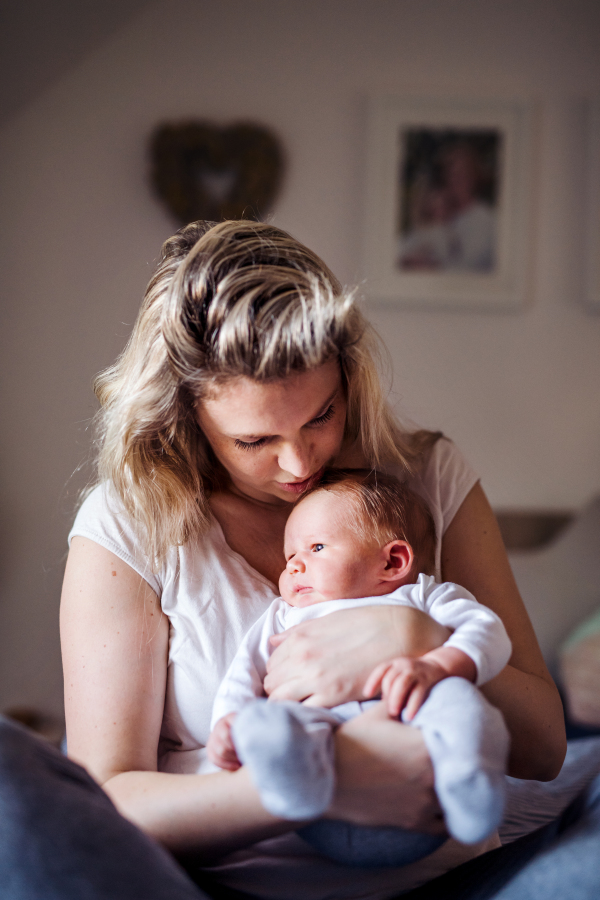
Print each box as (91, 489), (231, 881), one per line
(150, 121), (284, 225)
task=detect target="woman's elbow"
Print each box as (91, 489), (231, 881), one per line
(509, 726), (567, 782)
(535, 730), (568, 782)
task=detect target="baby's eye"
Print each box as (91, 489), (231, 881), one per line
(312, 543), (325, 552)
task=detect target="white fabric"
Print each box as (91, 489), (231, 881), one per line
(69, 437), (493, 900)
(212, 574), (511, 729)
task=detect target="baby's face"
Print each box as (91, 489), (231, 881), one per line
(279, 490), (384, 607)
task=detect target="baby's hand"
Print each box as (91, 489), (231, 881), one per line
(363, 656), (449, 721)
(206, 713), (241, 771)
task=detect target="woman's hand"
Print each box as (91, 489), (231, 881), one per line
(327, 702), (447, 833)
(264, 606), (451, 708)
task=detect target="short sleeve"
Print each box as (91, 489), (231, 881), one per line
(416, 438), (479, 535)
(407, 438), (479, 580)
(69, 484), (162, 596)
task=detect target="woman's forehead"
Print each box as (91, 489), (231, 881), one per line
(198, 360), (341, 435)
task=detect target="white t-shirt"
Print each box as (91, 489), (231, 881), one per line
(211, 574), (512, 728)
(70, 437), (498, 900)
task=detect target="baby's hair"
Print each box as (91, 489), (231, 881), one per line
(302, 469), (437, 577)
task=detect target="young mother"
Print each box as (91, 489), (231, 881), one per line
(3, 220), (596, 900)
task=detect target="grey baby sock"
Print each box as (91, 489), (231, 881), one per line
(231, 699), (341, 820)
(409, 677), (510, 844)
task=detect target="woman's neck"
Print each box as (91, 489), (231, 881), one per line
(209, 487), (291, 587)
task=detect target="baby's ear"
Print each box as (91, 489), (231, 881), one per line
(380, 540), (414, 583)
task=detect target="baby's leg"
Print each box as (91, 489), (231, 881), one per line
(231, 699), (342, 820)
(409, 677), (510, 844)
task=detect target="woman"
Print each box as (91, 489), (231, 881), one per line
(2, 220), (596, 900)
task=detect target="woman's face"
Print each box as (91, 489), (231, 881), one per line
(196, 359), (347, 506)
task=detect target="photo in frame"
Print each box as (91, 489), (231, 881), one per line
(585, 101), (600, 312)
(364, 97), (534, 310)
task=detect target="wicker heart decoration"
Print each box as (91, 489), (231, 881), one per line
(150, 121), (284, 225)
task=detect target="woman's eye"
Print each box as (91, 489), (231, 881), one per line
(312, 543), (325, 552)
(308, 405), (335, 427)
(234, 437), (268, 451)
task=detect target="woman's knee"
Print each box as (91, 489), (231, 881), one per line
(0, 715), (101, 798)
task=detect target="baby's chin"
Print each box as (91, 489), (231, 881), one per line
(281, 589), (330, 608)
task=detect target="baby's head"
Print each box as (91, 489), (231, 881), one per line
(279, 469), (436, 607)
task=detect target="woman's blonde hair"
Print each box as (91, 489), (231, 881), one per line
(94, 220), (440, 563)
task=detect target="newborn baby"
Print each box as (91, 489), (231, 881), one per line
(207, 470), (511, 867)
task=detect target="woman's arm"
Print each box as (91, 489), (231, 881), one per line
(441, 482), (566, 781)
(61, 537), (291, 858)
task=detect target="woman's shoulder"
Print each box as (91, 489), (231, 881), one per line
(70, 482), (136, 545)
(69, 483), (165, 595)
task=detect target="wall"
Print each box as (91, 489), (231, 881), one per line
(1, 0), (599, 715)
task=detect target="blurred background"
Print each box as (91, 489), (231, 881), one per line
(1, 0), (599, 725)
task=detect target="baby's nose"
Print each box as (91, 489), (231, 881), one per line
(286, 555), (304, 574)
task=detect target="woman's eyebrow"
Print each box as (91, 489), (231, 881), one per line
(231, 389), (339, 441)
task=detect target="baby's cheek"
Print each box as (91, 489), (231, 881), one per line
(278, 571), (291, 601)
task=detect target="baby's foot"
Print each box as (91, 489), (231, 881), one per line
(410, 678), (509, 844)
(232, 699), (339, 820)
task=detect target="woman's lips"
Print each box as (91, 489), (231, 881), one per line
(278, 468), (324, 494)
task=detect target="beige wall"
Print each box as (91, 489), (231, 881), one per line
(1, 0), (600, 715)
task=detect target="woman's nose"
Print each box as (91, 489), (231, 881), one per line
(278, 439), (313, 479)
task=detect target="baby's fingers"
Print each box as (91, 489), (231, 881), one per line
(363, 661), (391, 698)
(403, 682), (431, 721)
(212, 738), (241, 771)
(386, 672), (416, 718)
(220, 754), (242, 771)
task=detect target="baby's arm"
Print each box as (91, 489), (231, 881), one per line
(364, 579), (512, 720)
(208, 603), (281, 770)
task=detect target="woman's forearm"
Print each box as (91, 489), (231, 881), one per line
(482, 664), (566, 781)
(103, 767), (292, 858)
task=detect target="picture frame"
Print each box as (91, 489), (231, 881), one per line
(364, 97), (534, 310)
(585, 101), (600, 312)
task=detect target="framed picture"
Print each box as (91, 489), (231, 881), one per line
(364, 97), (534, 310)
(585, 101), (600, 312)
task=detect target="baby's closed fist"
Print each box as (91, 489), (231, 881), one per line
(363, 656), (449, 720)
(206, 713), (241, 770)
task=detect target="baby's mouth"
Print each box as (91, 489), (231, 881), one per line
(293, 585), (313, 594)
